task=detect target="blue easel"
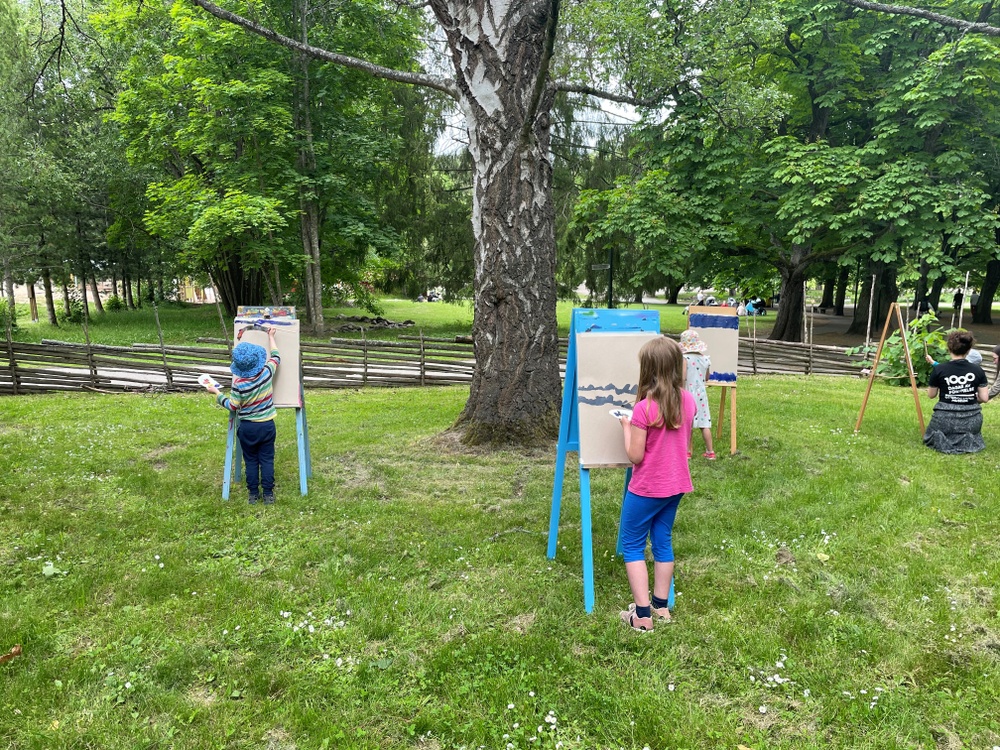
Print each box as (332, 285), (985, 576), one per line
(548, 308), (674, 613)
(221, 380), (312, 499)
(221, 310), (313, 499)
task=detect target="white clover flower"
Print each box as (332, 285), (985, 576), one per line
(759, 706), (767, 714)
(124, 682), (132, 689)
(507, 703), (514, 710)
(668, 684), (675, 692)
(158, 563), (164, 569)
(223, 630), (228, 635)
(803, 689), (810, 697)
(528, 691), (535, 697)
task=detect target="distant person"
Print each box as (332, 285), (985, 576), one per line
(616, 337), (695, 631)
(206, 327), (281, 504)
(953, 290), (963, 309)
(923, 330), (989, 454)
(695, 290), (705, 304)
(680, 330), (715, 460)
(970, 290), (980, 316)
(916, 297), (932, 315)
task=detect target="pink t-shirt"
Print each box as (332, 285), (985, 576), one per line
(627, 391), (696, 498)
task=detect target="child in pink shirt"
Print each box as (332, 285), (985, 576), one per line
(617, 336), (695, 631)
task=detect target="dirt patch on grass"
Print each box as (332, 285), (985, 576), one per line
(423, 428), (553, 459)
(187, 685), (216, 707)
(262, 727), (297, 750)
(145, 444), (181, 471)
(507, 612), (536, 635)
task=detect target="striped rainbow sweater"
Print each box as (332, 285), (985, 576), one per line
(216, 349), (280, 421)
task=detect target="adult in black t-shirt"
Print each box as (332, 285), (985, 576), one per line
(923, 331), (989, 454)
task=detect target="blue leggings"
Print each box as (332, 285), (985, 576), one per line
(620, 490), (683, 563)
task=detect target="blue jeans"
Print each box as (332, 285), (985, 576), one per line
(620, 490), (683, 563)
(238, 419), (276, 493)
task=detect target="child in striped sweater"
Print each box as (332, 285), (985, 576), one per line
(206, 327), (280, 504)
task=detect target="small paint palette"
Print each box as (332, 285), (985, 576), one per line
(609, 408), (633, 420)
(198, 373), (222, 389)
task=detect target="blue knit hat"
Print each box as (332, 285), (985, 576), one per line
(230, 342), (267, 379)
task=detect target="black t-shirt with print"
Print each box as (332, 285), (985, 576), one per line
(929, 359), (988, 405)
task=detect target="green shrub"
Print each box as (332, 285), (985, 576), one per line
(105, 295), (126, 312)
(0, 304), (16, 335)
(846, 311), (947, 387)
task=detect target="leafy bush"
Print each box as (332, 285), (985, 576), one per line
(57, 296), (86, 325)
(105, 295), (126, 312)
(846, 312), (947, 387)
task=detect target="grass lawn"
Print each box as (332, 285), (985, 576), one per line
(9, 298), (696, 348)
(2, 377), (999, 749)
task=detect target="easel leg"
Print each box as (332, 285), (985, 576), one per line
(729, 388), (737, 455)
(579, 466), (595, 614)
(547, 448), (567, 559)
(716, 388), (726, 441)
(234, 425), (243, 484)
(223, 414), (236, 501)
(296, 407), (308, 496)
(615, 467), (632, 557)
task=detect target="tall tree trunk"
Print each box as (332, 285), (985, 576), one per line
(667, 282), (682, 305)
(124, 271), (136, 309)
(89, 266), (105, 315)
(295, 0), (325, 334)
(819, 273), (836, 309)
(2, 263), (14, 319)
(912, 260), (930, 310)
(79, 270), (89, 316)
(41, 267), (58, 325)
(834, 264), (850, 316)
(27, 280), (39, 323)
(435, 0), (562, 443)
(62, 279), (71, 316)
(847, 261), (898, 335)
(136, 276), (142, 307)
(770, 245), (810, 342)
(111, 272), (118, 299)
(973, 257), (1000, 325)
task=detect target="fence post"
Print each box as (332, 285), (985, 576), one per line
(81, 305), (97, 388)
(420, 329), (426, 386)
(5, 316), (18, 396)
(362, 327), (368, 386)
(151, 299), (173, 387)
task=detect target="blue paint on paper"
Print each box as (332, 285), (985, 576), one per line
(710, 371), (737, 383)
(689, 313), (739, 330)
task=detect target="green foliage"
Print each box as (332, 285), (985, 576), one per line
(104, 295), (126, 312)
(846, 312), (947, 386)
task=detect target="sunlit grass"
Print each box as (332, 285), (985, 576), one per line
(2, 376), (998, 748)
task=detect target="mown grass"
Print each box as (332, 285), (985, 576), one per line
(10, 297), (697, 347)
(2, 377), (999, 749)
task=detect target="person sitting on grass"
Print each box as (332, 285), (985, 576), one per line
(617, 337), (695, 632)
(206, 327), (281, 504)
(922, 330), (988, 454)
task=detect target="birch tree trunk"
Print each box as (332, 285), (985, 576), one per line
(432, 0), (562, 443)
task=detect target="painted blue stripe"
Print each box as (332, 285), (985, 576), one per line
(710, 372), (737, 383)
(689, 313), (739, 330)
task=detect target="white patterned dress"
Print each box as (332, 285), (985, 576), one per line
(683, 352), (712, 429)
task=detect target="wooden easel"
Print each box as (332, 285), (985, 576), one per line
(854, 302), (925, 434)
(715, 386), (738, 455)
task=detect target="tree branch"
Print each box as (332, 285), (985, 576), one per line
(187, 0), (460, 99)
(553, 81), (664, 108)
(838, 0), (1000, 36)
(520, 0), (560, 146)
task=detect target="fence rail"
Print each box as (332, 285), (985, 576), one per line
(0, 332), (868, 396)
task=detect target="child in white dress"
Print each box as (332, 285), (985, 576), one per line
(680, 330), (715, 460)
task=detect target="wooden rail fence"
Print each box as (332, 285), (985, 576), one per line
(0, 332), (870, 396)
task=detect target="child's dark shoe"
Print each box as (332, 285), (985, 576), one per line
(263, 491), (275, 505)
(619, 604), (654, 632)
(248, 491), (259, 505)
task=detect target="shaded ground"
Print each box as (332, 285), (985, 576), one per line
(715, 305), (1000, 349)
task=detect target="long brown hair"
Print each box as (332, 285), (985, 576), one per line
(636, 336), (684, 429)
